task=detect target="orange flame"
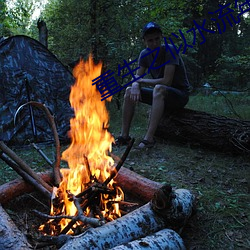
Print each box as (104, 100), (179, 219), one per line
(44, 55), (123, 234)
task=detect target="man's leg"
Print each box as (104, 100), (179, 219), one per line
(139, 85), (166, 146)
(120, 87), (136, 138)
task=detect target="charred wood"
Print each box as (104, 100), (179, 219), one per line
(104, 138), (135, 186)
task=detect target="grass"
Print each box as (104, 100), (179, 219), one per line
(186, 93), (250, 120)
(0, 93), (249, 249)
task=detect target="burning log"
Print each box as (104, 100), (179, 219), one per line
(110, 228), (186, 250)
(0, 204), (32, 249)
(59, 185), (195, 250)
(156, 108), (250, 154)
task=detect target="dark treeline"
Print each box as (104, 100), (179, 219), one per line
(1, 0), (250, 91)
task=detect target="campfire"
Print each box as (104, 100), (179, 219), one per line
(39, 55), (127, 236)
(0, 55), (196, 249)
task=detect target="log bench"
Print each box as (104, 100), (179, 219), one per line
(155, 108), (250, 154)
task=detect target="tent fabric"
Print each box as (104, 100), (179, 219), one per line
(0, 35), (74, 144)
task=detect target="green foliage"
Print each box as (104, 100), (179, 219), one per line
(208, 54), (250, 89)
(2, 0), (250, 91)
(5, 0), (35, 35)
(0, 0), (12, 36)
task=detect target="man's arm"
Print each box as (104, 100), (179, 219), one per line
(137, 64), (176, 87)
(129, 66), (146, 102)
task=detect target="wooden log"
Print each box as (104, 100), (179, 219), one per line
(59, 203), (165, 249)
(155, 108), (250, 154)
(110, 228), (186, 250)
(0, 167), (159, 205)
(115, 167), (162, 203)
(0, 171), (53, 205)
(59, 187), (195, 250)
(0, 204), (32, 249)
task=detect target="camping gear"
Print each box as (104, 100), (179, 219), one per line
(0, 35), (74, 145)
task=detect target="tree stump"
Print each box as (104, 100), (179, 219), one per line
(37, 19), (48, 47)
(155, 108), (250, 154)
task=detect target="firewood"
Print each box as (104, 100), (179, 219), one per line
(59, 202), (166, 249)
(0, 141), (52, 193)
(151, 186), (196, 231)
(0, 204), (32, 249)
(59, 186), (195, 250)
(104, 138), (135, 185)
(0, 171), (53, 204)
(110, 228), (186, 250)
(0, 152), (51, 199)
(0, 167), (159, 205)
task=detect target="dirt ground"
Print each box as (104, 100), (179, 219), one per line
(1, 139), (249, 249)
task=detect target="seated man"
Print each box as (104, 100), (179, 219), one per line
(116, 22), (191, 148)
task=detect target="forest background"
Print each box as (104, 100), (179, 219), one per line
(1, 0), (250, 92)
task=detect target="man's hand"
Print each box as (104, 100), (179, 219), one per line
(130, 82), (141, 102)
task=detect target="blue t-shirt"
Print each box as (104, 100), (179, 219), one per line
(138, 44), (190, 91)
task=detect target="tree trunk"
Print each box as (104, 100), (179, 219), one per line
(37, 19), (48, 47)
(0, 204), (32, 249)
(155, 108), (250, 154)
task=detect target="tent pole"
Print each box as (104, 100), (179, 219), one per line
(24, 78), (38, 142)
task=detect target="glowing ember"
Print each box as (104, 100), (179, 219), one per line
(40, 55), (124, 235)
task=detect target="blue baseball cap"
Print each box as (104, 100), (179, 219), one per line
(142, 22), (162, 38)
